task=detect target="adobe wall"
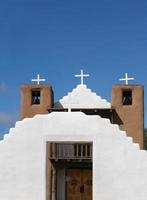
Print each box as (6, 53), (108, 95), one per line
(0, 112), (147, 200)
(111, 85), (144, 149)
(21, 84), (53, 119)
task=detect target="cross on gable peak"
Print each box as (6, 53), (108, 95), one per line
(119, 73), (135, 85)
(31, 74), (46, 85)
(75, 69), (90, 85)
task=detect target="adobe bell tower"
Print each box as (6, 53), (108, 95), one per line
(111, 73), (144, 149)
(21, 74), (54, 119)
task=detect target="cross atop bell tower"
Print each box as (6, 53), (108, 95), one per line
(31, 74), (46, 85)
(119, 73), (134, 85)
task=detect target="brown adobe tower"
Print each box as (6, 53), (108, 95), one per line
(111, 83), (144, 149)
(21, 84), (54, 119)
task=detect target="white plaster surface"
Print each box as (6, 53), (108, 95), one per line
(54, 84), (111, 108)
(0, 112), (147, 200)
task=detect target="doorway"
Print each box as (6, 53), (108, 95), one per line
(47, 142), (93, 200)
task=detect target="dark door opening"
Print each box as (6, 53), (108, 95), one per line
(47, 142), (93, 200)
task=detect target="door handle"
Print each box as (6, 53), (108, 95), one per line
(80, 185), (84, 193)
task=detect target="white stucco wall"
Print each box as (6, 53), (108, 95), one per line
(54, 84), (111, 108)
(0, 112), (147, 200)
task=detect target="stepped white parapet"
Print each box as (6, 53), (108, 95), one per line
(0, 112), (147, 200)
(54, 84), (111, 108)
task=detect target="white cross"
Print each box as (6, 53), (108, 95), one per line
(31, 74), (46, 85)
(119, 73), (134, 85)
(75, 69), (90, 85)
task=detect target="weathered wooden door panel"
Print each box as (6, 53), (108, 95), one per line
(67, 169), (82, 200)
(82, 169), (92, 200)
(67, 169), (92, 200)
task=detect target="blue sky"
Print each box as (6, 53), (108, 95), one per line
(0, 0), (147, 138)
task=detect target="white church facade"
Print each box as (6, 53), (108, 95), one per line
(0, 70), (146, 200)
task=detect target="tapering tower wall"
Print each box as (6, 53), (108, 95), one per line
(21, 84), (54, 119)
(111, 84), (144, 149)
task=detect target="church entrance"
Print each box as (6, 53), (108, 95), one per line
(67, 169), (92, 200)
(47, 142), (92, 200)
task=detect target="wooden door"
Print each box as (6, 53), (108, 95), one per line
(82, 169), (92, 200)
(67, 169), (92, 200)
